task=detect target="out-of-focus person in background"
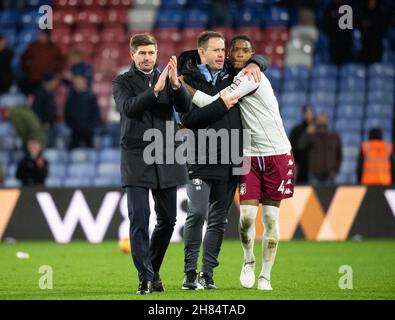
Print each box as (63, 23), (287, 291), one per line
(31, 72), (59, 148)
(4, 105), (45, 149)
(322, 0), (353, 65)
(65, 75), (100, 149)
(358, 127), (394, 185)
(298, 112), (342, 185)
(356, 0), (390, 64)
(63, 48), (93, 91)
(0, 33), (13, 95)
(16, 138), (48, 186)
(21, 29), (65, 95)
(289, 105), (315, 184)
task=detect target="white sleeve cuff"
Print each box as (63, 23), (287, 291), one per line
(192, 90), (220, 108)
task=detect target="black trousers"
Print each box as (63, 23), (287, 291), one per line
(183, 178), (237, 275)
(126, 186), (177, 282)
(69, 130), (94, 149)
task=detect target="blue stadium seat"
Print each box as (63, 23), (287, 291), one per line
(2, 28), (17, 47)
(335, 118), (362, 132)
(183, 9), (209, 28)
(0, 151), (10, 166)
(282, 79), (308, 92)
(160, 0), (187, 9)
(342, 146), (360, 161)
(310, 63), (337, 79)
(283, 66), (310, 81)
(265, 6), (290, 27)
(368, 77), (395, 92)
(19, 10), (40, 28)
(280, 92), (307, 106)
(282, 117), (300, 135)
(43, 149), (69, 164)
(368, 63), (395, 79)
(280, 104), (303, 118)
(265, 67), (282, 82)
(338, 92), (365, 105)
(48, 164), (67, 178)
(340, 132), (361, 146)
(336, 104), (364, 119)
(4, 177), (21, 188)
(339, 77), (366, 91)
(12, 149), (24, 163)
(155, 9), (184, 28)
(367, 91), (394, 105)
(98, 148), (120, 163)
(309, 78), (337, 92)
(17, 28), (39, 44)
(340, 64), (366, 79)
(68, 163), (96, 177)
(69, 149), (97, 163)
(365, 103), (394, 118)
(93, 176), (119, 187)
(5, 164), (17, 178)
(235, 7), (264, 27)
(0, 136), (17, 150)
(364, 117), (393, 132)
(0, 11), (20, 28)
(309, 92), (336, 107)
(64, 177), (92, 187)
(0, 122), (17, 136)
(45, 177), (63, 187)
(96, 163), (120, 176)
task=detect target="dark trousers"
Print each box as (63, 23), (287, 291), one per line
(69, 130), (94, 149)
(126, 186), (177, 282)
(183, 178), (237, 275)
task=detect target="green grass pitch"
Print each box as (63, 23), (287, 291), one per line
(1, 240), (394, 300)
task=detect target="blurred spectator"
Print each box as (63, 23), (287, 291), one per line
(0, 33), (13, 95)
(289, 105), (315, 184)
(16, 139), (48, 186)
(298, 112), (342, 185)
(322, 0), (353, 64)
(4, 106), (45, 148)
(356, 0), (390, 63)
(63, 49), (93, 90)
(357, 128), (394, 185)
(21, 29), (65, 95)
(31, 72), (59, 148)
(65, 75), (100, 149)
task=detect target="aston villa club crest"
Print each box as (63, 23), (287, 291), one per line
(240, 183), (247, 196)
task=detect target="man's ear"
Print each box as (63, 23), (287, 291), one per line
(130, 50), (134, 61)
(197, 47), (205, 58)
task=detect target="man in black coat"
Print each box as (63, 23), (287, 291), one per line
(178, 31), (268, 290)
(0, 33), (13, 95)
(112, 33), (192, 295)
(65, 75), (101, 149)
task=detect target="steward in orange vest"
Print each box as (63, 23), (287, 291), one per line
(358, 128), (393, 185)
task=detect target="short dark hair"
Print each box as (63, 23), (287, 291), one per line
(369, 128), (383, 140)
(130, 33), (157, 52)
(197, 31), (225, 49)
(229, 34), (255, 50)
